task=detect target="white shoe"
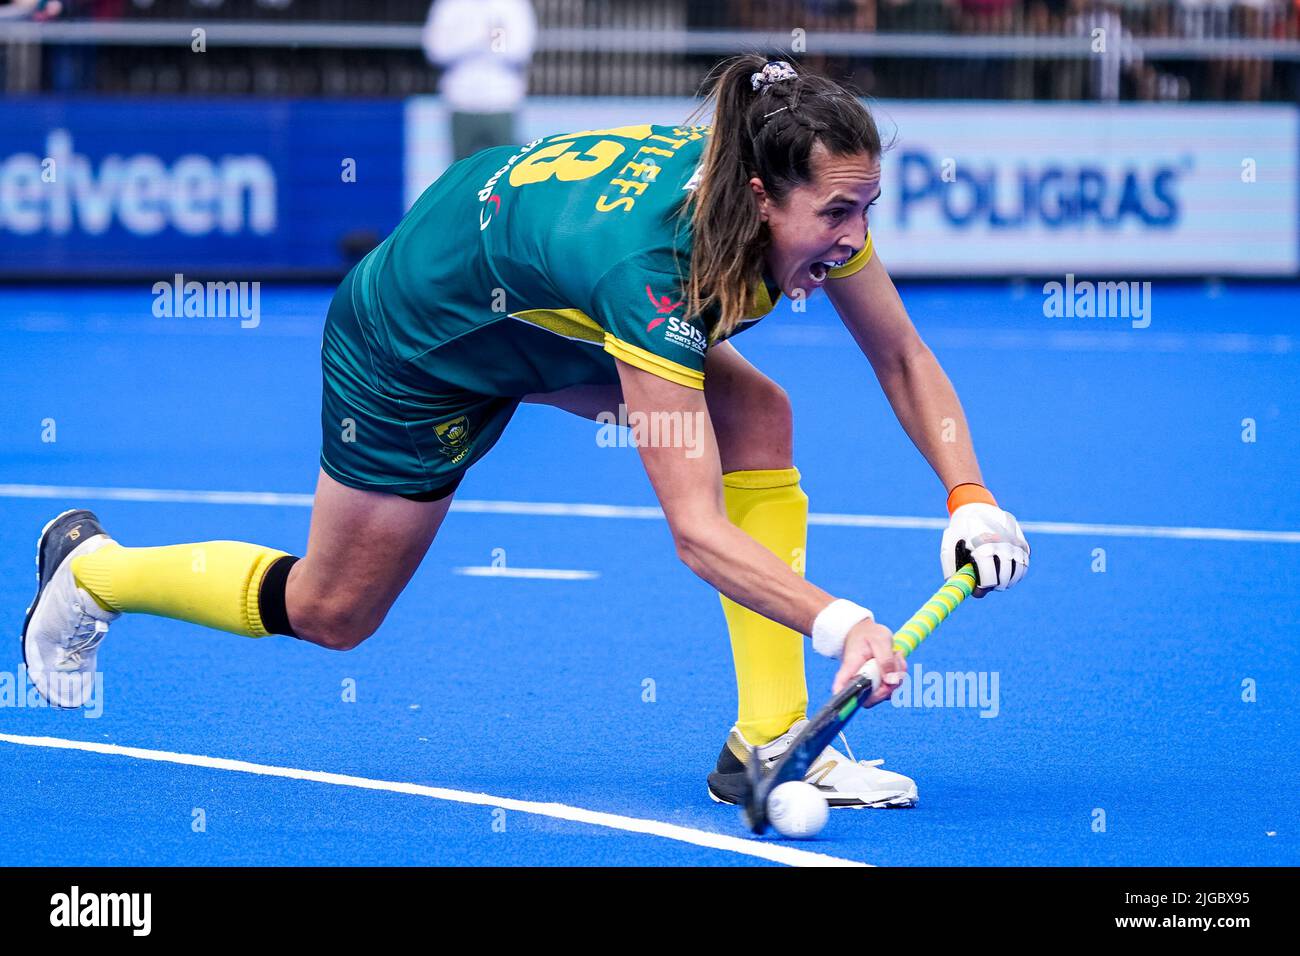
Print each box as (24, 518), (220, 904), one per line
(707, 719), (917, 808)
(22, 509), (120, 709)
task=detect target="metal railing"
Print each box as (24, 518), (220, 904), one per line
(2, 0), (1297, 100)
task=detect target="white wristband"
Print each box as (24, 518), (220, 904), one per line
(810, 599), (874, 659)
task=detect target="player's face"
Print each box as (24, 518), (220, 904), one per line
(751, 144), (881, 300)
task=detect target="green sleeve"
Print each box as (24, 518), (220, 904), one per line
(588, 248), (708, 390)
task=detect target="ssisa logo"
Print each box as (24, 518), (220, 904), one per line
(662, 316), (707, 356)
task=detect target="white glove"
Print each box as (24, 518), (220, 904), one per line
(941, 502), (1029, 591)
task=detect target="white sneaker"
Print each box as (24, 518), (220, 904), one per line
(21, 509), (120, 709)
(707, 719), (918, 808)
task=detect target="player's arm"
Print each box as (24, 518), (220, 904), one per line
(613, 357), (904, 702)
(826, 252), (1030, 593)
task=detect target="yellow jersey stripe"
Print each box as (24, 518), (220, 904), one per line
(509, 308), (606, 344)
(603, 334), (705, 390)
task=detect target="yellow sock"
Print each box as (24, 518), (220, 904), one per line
(719, 467), (809, 745)
(72, 541), (292, 638)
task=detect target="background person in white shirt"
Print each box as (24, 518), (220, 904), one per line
(423, 0), (538, 161)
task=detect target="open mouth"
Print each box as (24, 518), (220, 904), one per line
(807, 256), (849, 283)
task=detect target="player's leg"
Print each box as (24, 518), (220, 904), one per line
(521, 383), (625, 422)
(702, 344), (916, 807)
(522, 341), (793, 472)
(292, 256), (517, 649)
(20, 476), (448, 709)
(700, 342), (809, 753)
(284, 470), (452, 650)
(702, 340), (794, 474)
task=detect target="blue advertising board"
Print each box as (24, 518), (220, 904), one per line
(408, 97), (1300, 277)
(3, 96), (1297, 278)
(0, 98), (404, 277)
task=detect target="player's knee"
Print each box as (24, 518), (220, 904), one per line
(319, 624), (375, 652)
(293, 600), (383, 651)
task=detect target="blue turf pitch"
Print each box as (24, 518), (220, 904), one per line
(1, 280), (1297, 866)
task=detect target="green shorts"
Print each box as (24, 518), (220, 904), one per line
(319, 261), (520, 499)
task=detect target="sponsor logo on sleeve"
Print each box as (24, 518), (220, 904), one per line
(662, 316), (707, 357)
(645, 284), (683, 331)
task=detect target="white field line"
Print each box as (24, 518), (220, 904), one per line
(453, 566), (599, 580)
(9, 316), (1296, 355)
(0, 733), (864, 868)
(2, 483), (1298, 544)
(765, 324), (1300, 356)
